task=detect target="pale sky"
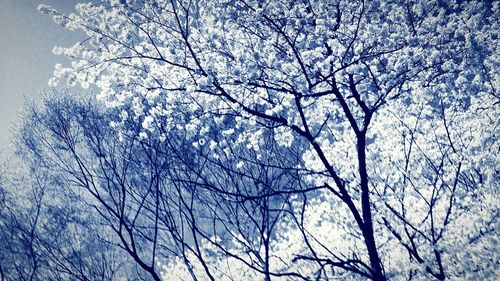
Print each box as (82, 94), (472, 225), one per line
(0, 0), (85, 159)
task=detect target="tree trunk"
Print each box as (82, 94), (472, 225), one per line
(358, 135), (386, 281)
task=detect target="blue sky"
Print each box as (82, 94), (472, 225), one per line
(0, 0), (84, 158)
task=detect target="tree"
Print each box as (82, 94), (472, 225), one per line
(0, 95), (149, 281)
(12, 92), (176, 281)
(10, 91), (306, 281)
(0, 157), (124, 281)
(38, 0), (498, 280)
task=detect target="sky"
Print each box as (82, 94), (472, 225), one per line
(0, 0), (85, 159)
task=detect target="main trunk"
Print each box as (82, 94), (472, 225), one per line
(358, 135), (386, 281)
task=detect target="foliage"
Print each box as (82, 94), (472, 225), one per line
(3, 0), (498, 280)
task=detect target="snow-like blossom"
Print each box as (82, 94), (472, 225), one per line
(42, 0), (499, 279)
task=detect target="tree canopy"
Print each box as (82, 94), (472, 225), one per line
(0, 0), (498, 280)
